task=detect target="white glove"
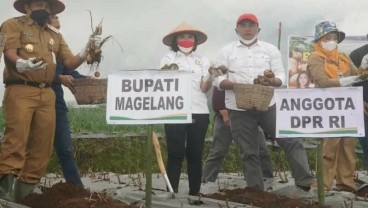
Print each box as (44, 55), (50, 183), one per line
(339, 76), (362, 86)
(361, 54), (368, 69)
(79, 35), (102, 59)
(16, 58), (47, 73)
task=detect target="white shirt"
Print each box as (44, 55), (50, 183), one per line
(215, 40), (286, 110)
(160, 51), (210, 114)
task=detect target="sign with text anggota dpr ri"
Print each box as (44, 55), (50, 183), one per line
(106, 70), (192, 124)
(275, 87), (365, 138)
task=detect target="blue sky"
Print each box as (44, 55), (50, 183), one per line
(0, 0), (367, 104)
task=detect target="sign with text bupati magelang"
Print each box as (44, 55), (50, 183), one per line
(106, 70), (192, 124)
(275, 87), (364, 138)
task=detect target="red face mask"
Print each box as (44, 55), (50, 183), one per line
(177, 40), (194, 53)
(177, 40), (195, 48)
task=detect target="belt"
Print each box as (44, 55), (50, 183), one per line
(4, 80), (51, 88)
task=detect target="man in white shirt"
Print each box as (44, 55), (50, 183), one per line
(214, 13), (314, 191)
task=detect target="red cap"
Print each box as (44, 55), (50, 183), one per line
(236, 13), (258, 25)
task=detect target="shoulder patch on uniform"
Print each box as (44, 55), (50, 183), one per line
(47, 24), (60, 34)
(14, 16), (26, 23)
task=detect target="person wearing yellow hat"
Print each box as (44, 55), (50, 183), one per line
(307, 21), (364, 192)
(0, 0), (98, 202)
(213, 13), (314, 191)
(160, 22), (215, 196)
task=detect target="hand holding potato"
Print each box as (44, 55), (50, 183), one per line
(33, 56), (45, 64)
(253, 69), (276, 86)
(206, 66), (224, 82)
(357, 68), (368, 79)
(161, 63), (179, 71)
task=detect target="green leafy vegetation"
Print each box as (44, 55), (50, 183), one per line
(0, 105), (365, 176)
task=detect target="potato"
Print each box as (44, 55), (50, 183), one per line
(209, 65), (230, 74)
(161, 64), (169, 70)
(217, 65), (229, 74)
(263, 69), (274, 78)
(358, 68), (368, 79)
(33, 56), (44, 63)
(208, 66), (216, 73)
(94, 71), (100, 77)
(258, 75), (269, 86)
(168, 63), (179, 70)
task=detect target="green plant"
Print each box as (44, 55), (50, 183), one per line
(0, 106), (365, 175)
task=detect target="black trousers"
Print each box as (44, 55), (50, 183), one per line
(164, 114), (209, 195)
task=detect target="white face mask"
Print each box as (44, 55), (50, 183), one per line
(238, 34), (257, 45)
(321, 40), (338, 51)
(178, 46), (193, 53)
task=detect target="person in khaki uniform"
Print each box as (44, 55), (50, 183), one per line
(0, 0), (96, 202)
(307, 21), (363, 192)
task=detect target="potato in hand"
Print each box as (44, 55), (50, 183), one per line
(208, 65), (231, 74)
(33, 56), (44, 64)
(263, 69), (275, 78)
(357, 68), (368, 79)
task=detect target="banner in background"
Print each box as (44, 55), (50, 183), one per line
(106, 70), (192, 124)
(287, 35), (367, 88)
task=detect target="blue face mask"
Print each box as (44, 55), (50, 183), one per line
(31, 9), (50, 26)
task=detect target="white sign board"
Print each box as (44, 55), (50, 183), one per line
(106, 70), (192, 124)
(275, 87), (364, 138)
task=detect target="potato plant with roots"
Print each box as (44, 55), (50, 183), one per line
(86, 10), (112, 77)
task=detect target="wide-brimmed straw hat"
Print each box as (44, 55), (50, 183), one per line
(14, 0), (65, 15)
(163, 22), (207, 46)
(314, 21), (345, 43)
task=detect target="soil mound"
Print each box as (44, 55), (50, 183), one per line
(204, 187), (331, 208)
(20, 182), (138, 208)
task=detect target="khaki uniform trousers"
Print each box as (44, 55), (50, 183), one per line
(0, 85), (55, 184)
(323, 137), (356, 191)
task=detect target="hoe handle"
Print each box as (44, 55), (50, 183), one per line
(152, 132), (175, 194)
(152, 132), (166, 174)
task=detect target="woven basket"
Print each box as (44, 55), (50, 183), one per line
(233, 84), (274, 111)
(73, 78), (107, 105)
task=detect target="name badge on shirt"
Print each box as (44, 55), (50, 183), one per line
(195, 59), (202, 65)
(22, 31), (32, 37)
(49, 38), (54, 47)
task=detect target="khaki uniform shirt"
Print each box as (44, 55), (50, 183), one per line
(1, 15), (74, 83)
(307, 53), (358, 88)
